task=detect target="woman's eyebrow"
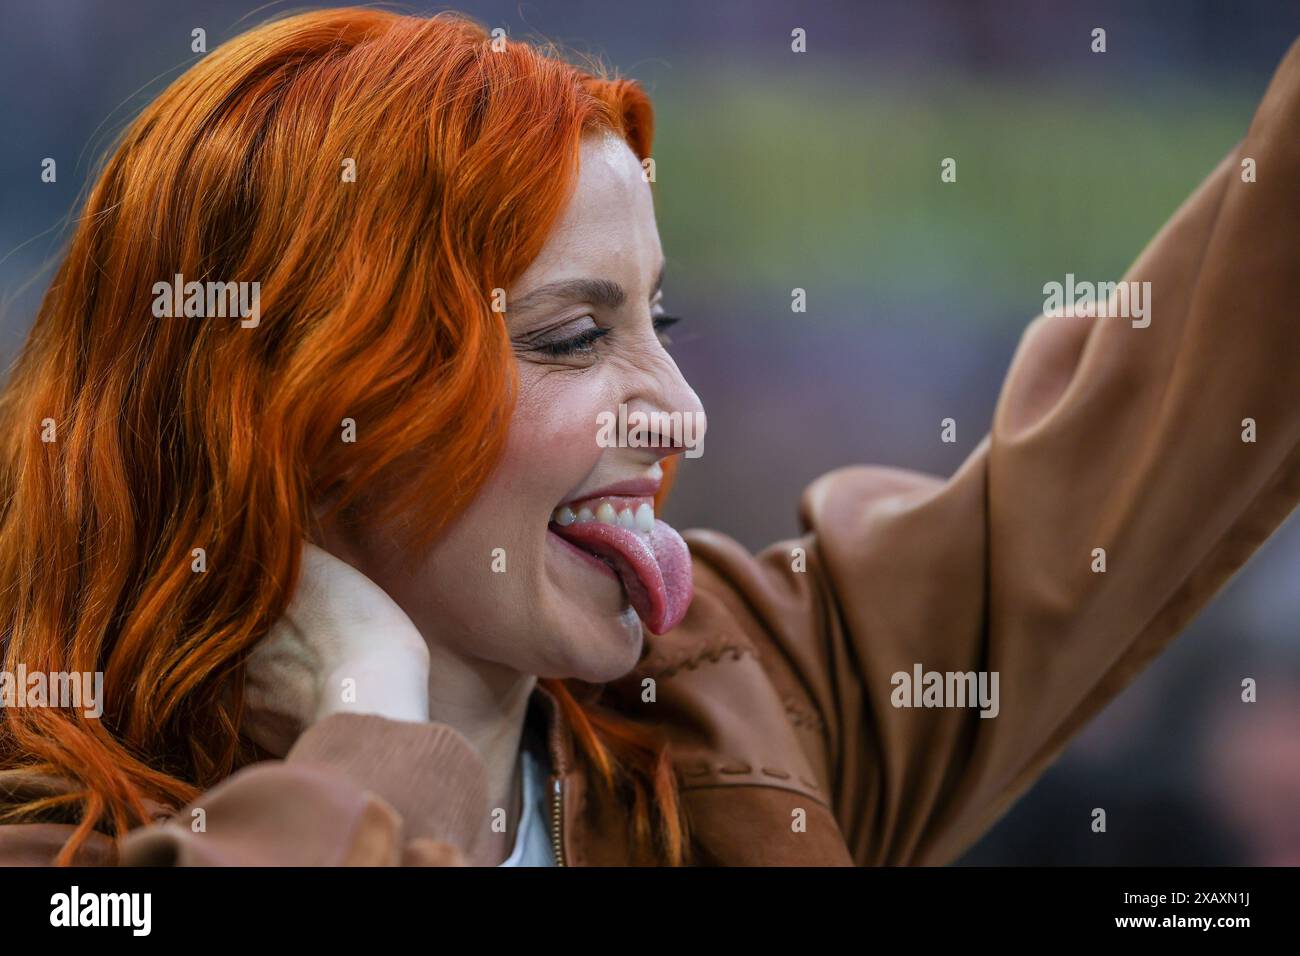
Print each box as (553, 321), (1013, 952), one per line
(509, 262), (666, 315)
(509, 278), (625, 315)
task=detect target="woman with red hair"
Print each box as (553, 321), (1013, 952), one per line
(0, 8), (1297, 867)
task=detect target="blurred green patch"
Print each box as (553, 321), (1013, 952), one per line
(648, 67), (1256, 330)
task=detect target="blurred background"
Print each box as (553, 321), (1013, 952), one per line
(1, 0), (1297, 864)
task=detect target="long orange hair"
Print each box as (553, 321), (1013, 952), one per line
(0, 8), (687, 865)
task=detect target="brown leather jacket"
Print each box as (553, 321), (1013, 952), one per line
(3, 37), (1299, 868)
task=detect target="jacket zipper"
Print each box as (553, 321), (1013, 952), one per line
(549, 776), (567, 866)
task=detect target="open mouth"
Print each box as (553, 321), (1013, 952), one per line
(547, 495), (693, 634)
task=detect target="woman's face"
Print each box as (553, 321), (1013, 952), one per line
(338, 132), (706, 685)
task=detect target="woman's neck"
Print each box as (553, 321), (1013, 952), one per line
(423, 643), (537, 866)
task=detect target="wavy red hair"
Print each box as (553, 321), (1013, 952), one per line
(0, 8), (687, 866)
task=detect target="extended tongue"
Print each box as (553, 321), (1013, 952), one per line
(644, 520), (693, 633)
(550, 518), (693, 634)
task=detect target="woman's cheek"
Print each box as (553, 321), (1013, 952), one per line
(509, 371), (609, 482)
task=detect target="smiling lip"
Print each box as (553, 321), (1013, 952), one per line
(558, 477), (661, 506)
(550, 530), (621, 581)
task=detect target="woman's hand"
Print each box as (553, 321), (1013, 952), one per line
(243, 542), (431, 756)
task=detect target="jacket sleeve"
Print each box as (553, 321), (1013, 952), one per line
(683, 36), (1300, 866)
(0, 714), (488, 866)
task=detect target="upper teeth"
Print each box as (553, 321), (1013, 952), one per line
(553, 499), (655, 533)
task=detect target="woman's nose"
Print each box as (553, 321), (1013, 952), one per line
(625, 358), (707, 460)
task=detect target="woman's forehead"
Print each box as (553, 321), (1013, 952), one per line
(513, 134), (659, 294)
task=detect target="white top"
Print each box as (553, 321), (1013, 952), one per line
(497, 718), (556, 867)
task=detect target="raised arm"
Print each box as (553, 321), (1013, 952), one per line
(683, 36), (1300, 866)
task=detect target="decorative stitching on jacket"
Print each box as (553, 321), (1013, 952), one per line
(782, 696), (826, 734)
(651, 642), (752, 678)
(675, 760), (829, 807)
(676, 756), (821, 793)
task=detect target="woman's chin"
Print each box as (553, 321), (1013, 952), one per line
(549, 604), (645, 684)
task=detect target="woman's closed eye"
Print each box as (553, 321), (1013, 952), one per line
(532, 324), (611, 357)
(521, 315), (683, 360)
